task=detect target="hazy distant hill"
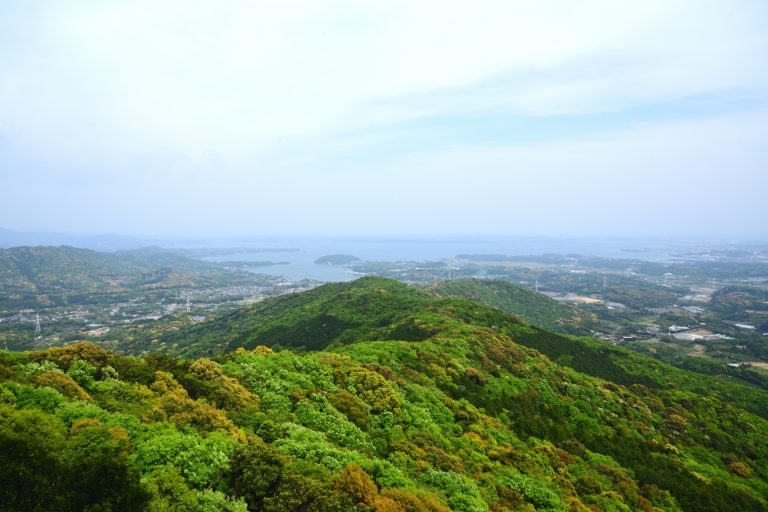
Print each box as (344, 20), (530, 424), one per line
(0, 245), (243, 308)
(0, 227), (161, 250)
(709, 286), (768, 324)
(314, 254), (361, 265)
(427, 278), (597, 334)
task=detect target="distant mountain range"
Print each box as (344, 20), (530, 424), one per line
(0, 245), (245, 308)
(0, 227), (163, 251)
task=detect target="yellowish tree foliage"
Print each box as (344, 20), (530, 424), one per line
(373, 495), (406, 512)
(345, 367), (400, 414)
(187, 358), (260, 412)
(34, 371), (92, 401)
(147, 371), (244, 442)
(29, 342), (111, 370)
(70, 417), (103, 435)
(334, 463), (378, 506)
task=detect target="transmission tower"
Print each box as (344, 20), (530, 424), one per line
(186, 297), (191, 313)
(35, 312), (41, 334)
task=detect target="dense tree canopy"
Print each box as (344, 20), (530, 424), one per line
(2, 278), (768, 511)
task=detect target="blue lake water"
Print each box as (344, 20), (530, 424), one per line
(200, 236), (697, 283)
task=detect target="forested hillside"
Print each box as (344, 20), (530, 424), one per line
(427, 279), (596, 334)
(160, 277), (768, 417)
(160, 276), (436, 355)
(2, 277), (768, 511)
(0, 245), (256, 308)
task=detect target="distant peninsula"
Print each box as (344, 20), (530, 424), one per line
(221, 260), (289, 268)
(314, 254), (360, 265)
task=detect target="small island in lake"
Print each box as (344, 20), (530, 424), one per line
(314, 254), (361, 265)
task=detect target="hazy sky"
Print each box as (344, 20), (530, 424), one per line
(1, 1), (767, 238)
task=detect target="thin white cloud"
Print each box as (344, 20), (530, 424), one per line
(0, 1), (766, 236)
(1, 0), (765, 157)
(4, 107), (766, 237)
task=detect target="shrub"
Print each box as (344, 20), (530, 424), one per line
(499, 474), (561, 511)
(727, 461), (752, 478)
(34, 371), (91, 401)
(346, 367), (401, 414)
(334, 463), (378, 506)
(228, 437), (285, 510)
(329, 390), (370, 428)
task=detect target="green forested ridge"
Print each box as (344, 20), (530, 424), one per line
(0, 245), (146, 301)
(2, 277), (768, 511)
(0, 245), (255, 308)
(161, 276), (438, 355)
(427, 279), (597, 334)
(709, 286), (768, 326)
(162, 277), (768, 419)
